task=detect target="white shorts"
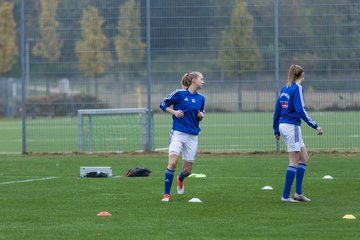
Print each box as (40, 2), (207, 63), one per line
(279, 123), (305, 152)
(168, 130), (198, 162)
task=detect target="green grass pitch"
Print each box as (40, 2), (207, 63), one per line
(0, 153), (359, 239)
(0, 111), (359, 153)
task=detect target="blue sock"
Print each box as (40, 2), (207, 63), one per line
(178, 170), (189, 182)
(282, 166), (297, 199)
(164, 168), (174, 195)
(296, 163), (307, 195)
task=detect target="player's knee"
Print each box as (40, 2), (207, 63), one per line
(167, 154), (179, 169)
(167, 161), (177, 170)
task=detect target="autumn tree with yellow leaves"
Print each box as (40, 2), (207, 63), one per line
(75, 6), (111, 95)
(0, 2), (18, 75)
(32, 0), (63, 61)
(114, 0), (146, 75)
(32, 0), (63, 95)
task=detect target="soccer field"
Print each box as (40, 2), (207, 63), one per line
(0, 153), (359, 239)
(0, 111), (359, 153)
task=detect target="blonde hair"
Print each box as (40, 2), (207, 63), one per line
(287, 64), (304, 87)
(181, 71), (202, 89)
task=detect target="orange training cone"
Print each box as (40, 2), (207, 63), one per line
(97, 211), (112, 216)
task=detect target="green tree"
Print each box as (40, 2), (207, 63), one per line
(218, 3), (262, 79)
(75, 6), (111, 95)
(0, 2), (18, 75)
(305, 0), (357, 76)
(114, 0), (146, 75)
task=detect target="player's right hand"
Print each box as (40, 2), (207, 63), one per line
(175, 110), (184, 118)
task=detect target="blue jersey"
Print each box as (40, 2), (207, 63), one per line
(273, 82), (318, 135)
(160, 89), (205, 135)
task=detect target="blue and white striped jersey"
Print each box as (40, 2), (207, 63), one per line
(160, 89), (205, 135)
(273, 82), (318, 135)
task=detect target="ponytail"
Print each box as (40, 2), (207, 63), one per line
(287, 64), (304, 87)
(181, 71), (201, 89)
(181, 73), (191, 89)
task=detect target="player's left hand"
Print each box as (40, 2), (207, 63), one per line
(316, 127), (323, 135)
(197, 111), (204, 121)
(274, 134), (280, 140)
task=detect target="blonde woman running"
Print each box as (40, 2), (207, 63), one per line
(160, 71), (205, 202)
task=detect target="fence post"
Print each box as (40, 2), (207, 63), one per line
(20, 0), (27, 153)
(146, 0), (154, 151)
(274, 0), (280, 152)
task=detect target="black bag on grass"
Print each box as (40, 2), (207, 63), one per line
(126, 167), (151, 177)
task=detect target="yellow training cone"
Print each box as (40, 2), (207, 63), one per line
(342, 214), (356, 220)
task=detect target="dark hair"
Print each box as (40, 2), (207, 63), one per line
(287, 64), (304, 87)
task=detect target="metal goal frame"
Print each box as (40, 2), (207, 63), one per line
(78, 108), (153, 152)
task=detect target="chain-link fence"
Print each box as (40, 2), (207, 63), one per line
(0, 0), (359, 153)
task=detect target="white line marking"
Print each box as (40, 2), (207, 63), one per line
(155, 147), (168, 151)
(0, 176), (58, 185)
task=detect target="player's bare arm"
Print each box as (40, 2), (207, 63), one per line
(166, 107), (184, 118)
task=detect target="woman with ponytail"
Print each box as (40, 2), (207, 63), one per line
(273, 64), (323, 203)
(160, 72), (205, 202)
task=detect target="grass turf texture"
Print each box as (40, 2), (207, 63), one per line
(0, 153), (359, 239)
